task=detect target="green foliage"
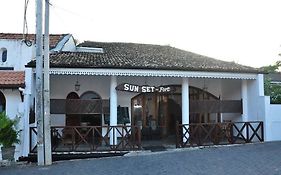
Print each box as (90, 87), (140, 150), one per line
(261, 61), (281, 73)
(0, 112), (20, 148)
(263, 61), (281, 104)
(264, 78), (281, 104)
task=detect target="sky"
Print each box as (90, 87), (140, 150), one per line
(1, 0), (281, 68)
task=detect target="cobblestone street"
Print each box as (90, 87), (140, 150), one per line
(1, 142), (281, 175)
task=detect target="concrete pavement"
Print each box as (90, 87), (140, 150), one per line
(1, 142), (281, 175)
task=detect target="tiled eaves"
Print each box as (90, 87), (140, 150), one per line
(0, 33), (68, 49)
(0, 71), (25, 88)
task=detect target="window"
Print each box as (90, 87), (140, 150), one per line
(0, 48), (7, 63)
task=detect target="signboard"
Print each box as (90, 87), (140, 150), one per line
(115, 83), (175, 93)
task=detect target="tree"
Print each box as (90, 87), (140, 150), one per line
(262, 61), (281, 104)
(260, 61), (281, 73)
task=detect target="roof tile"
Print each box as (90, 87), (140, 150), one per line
(0, 71), (25, 88)
(0, 33), (67, 49)
(28, 41), (260, 73)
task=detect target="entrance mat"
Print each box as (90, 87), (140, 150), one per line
(143, 145), (167, 152)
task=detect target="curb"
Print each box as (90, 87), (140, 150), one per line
(0, 160), (29, 167)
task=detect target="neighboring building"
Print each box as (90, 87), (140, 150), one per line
(0, 33), (76, 160)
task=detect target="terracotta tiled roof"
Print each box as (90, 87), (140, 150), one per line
(0, 33), (67, 49)
(0, 71), (25, 88)
(27, 41), (261, 73)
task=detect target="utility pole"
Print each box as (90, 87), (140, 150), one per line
(35, 0), (44, 166)
(43, 0), (52, 165)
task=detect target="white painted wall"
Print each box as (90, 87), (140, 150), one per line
(246, 74), (272, 141)
(0, 89), (23, 161)
(267, 104), (281, 141)
(60, 35), (76, 52)
(0, 40), (34, 70)
(247, 75), (265, 121)
(0, 89), (22, 119)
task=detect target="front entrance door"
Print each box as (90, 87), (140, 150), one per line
(131, 85), (221, 143)
(131, 91), (181, 142)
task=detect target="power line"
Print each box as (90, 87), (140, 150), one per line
(23, 0), (32, 47)
(23, 0), (29, 37)
(47, 1), (97, 22)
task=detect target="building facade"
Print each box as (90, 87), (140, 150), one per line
(25, 41), (267, 154)
(0, 35), (271, 160)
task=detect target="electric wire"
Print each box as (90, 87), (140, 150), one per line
(23, 0), (32, 47)
(47, 1), (96, 22)
(23, 0), (29, 37)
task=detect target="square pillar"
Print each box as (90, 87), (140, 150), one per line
(241, 80), (249, 122)
(257, 74), (264, 96)
(110, 76), (117, 145)
(22, 68), (33, 157)
(182, 77), (189, 142)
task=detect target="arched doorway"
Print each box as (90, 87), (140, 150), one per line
(131, 85), (219, 142)
(80, 91), (102, 126)
(80, 91), (102, 143)
(189, 86), (219, 124)
(65, 92), (80, 126)
(0, 91), (6, 113)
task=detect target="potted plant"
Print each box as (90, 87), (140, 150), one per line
(0, 112), (20, 161)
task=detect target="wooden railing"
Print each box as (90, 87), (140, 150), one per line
(29, 121), (264, 153)
(176, 121), (264, 148)
(30, 125), (141, 153)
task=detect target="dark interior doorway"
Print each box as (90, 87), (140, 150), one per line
(131, 85), (220, 145)
(65, 92), (80, 126)
(0, 91), (5, 113)
(80, 91), (102, 127)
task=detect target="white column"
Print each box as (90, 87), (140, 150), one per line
(257, 74), (264, 96)
(182, 77), (189, 142)
(110, 76), (117, 145)
(22, 94), (31, 155)
(241, 80), (249, 122)
(22, 68), (33, 157)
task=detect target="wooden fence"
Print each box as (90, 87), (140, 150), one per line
(176, 121), (264, 147)
(30, 125), (141, 153)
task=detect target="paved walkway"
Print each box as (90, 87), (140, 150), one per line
(1, 142), (281, 175)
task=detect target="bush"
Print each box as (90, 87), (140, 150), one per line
(0, 112), (20, 148)
(264, 78), (281, 104)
